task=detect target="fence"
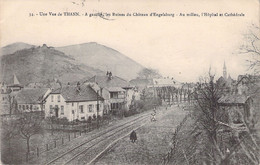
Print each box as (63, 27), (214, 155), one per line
(162, 112), (192, 165)
(28, 118), (110, 160)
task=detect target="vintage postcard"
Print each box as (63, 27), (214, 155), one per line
(0, 0), (259, 164)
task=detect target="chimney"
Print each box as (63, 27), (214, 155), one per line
(108, 72), (113, 80)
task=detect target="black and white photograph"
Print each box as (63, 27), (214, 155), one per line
(0, 0), (259, 164)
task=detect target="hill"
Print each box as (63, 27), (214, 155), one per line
(0, 42), (35, 55)
(56, 42), (144, 80)
(0, 45), (104, 85)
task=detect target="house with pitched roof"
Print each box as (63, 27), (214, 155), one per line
(218, 94), (254, 127)
(44, 84), (104, 121)
(85, 72), (134, 113)
(16, 88), (51, 112)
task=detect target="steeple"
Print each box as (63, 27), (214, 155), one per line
(13, 73), (20, 85)
(223, 61), (227, 80)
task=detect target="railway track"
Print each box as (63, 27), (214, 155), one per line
(45, 114), (149, 165)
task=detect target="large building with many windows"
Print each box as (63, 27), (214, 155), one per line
(16, 88), (51, 113)
(85, 72), (134, 113)
(44, 84), (104, 121)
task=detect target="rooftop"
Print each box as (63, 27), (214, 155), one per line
(16, 88), (49, 104)
(106, 87), (126, 92)
(218, 94), (249, 105)
(51, 84), (103, 102)
(87, 75), (131, 88)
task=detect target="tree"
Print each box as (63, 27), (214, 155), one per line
(59, 117), (69, 128)
(140, 88), (150, 101)
(137, 68), (162, 79)
(87, 116), (92, 123)
(17, 113), (44, 161)
(240, 24), (260, 74)
(1, 119), (19, 163)
(193, 71), (259, 164)
(46, 116), (57, 135)
(6, 94), (16, 115)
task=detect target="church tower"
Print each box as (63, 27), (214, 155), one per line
(13, 73), (20, 85)
(223, 61), (227, 80)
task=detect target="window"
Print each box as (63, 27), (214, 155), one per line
(72, 110), (74, 114)
(61, 106), (64, 115)
(30, 105), (33, 110)
(55, 105), (58, 110)
(79, 105), (84, 113)
(110, 92), (118, 99)
(19, 105), (21, 110)
(88, 105), (93, 112)
(51, 95), (54, 102)
(111, 103), (119, 109)
(50, 105), (53, 114)
(22, 105), (25, 110)
(58, 95), (60, 102)
(81, 117), (85, 120)
(26, 105), (29, 110)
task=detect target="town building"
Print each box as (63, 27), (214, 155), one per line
(44, 84), (104, 121)
(0, 85), (15, 116)
(218, 94), (254, 126)
(130, 77), (186, 105)
(85, 72), (134, 113)
(1, 74), (24, 115)
(16, 88), (51, 113)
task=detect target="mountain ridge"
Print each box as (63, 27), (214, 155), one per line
(0, 45), (104, 85)
(1, 42), (35, 55)
(56, 42), (144, 80)
(0, 42), (144, 84)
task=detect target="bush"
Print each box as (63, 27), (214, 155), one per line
(103, 114), (111, 121)
(87, 116), (92, 123)
(133, 98), (161, 112)
(93, 114), (96, 120)
(59, 117), (69, 125)
(124, 110), (138, 117)
(97, 115), (102, 120)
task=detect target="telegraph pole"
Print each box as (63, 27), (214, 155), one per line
(97, 90), (99, 128)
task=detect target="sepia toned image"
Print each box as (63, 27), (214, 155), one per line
(0, 0), (259, 164)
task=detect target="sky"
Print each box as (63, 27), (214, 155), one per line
(0, 0), (259, 82)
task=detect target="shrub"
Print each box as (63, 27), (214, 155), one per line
(97, 115), (102, 120)
(93, 114), (96, 120)
(87, 116), (92, 123)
